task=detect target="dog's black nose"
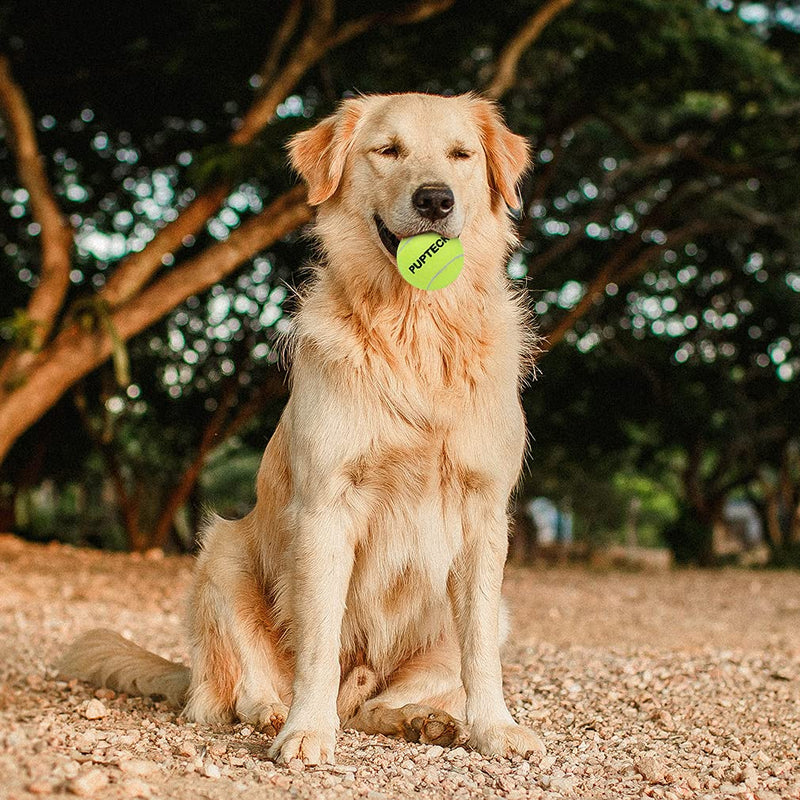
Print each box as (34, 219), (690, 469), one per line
(412, 185), (455, 221)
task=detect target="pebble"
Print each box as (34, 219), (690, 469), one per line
(202, 762), (221, 779)
(74, 731), (98, 753)
(549, 776), (577, 793)
(753, 751), (771, 768)
(26, 781), (54, 795)
(82, 699), (108, 720)
(540, 755), (557, 770)
(636, 755), (668, 784)
(121, 779), (152, 798)
(68, 769), (109, 796)
(119, 758), (160, 777)
(178, 741), (197, 757)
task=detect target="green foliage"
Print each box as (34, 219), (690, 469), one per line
(0, 308), (39, 349)
(1, 0), (799, 556)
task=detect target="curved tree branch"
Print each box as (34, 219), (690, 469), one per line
(234, 0), (455, 145)
(257, 0), (306, 90)
(326, 0), (454, 48)
(231, 0), (336, 146)
(483, 0), (576, 100)
(0, 55), (72, 352)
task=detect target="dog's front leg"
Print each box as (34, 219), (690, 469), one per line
(450, 502), (545, 759)
(268, 504), (354, 765)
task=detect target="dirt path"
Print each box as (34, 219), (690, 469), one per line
(1, 535), (799, 799)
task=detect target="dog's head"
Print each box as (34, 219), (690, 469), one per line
(288, 93), (529, 266)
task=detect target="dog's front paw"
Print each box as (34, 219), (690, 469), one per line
(267, 725), (336, 765)
(470, 722), (545, 759)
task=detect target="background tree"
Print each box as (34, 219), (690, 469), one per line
(1, 0), (798, 558)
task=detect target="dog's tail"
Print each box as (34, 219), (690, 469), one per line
(57, 629), (191, 708)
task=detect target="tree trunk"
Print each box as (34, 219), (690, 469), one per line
(150, 456), (207, 552)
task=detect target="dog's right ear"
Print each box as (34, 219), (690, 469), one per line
(288, 99), (365, 205)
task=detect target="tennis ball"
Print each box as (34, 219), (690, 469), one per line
(396, 233), (464, 291)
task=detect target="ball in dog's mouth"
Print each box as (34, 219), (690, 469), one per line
(374, 215), (454, 261)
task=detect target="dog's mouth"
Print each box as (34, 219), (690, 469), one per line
(374, 215), (453, 260)
(374, 215), (401, 258)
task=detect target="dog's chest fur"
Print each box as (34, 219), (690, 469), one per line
(284, 281), (526, 674)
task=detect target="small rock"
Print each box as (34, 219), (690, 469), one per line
(656, 710), (676, 731)
(178, 742), (197, 758)
(685, 773), (701, 791)
(121, 779), (152, 798)
(94, 688), (116, 700)
(753, 751), (771, 768)
(636, 755), (667, 784)
(68, 769), (109, 796)
(27, 781), (54, 795)
(427, 745), (445, 759)
(202, 762), (221, 779)
(83, 699), (108, 720)
(422, 766), (439, 784)
(549, 776), (576, 793)
(540, 755), (557, 771)
(119, 759), (160, 777)
(287, 758), (305, 773)
(739, 764), (759, 787)
(74, 731), (98, 754)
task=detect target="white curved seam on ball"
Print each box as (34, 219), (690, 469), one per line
(425, 254), (464, 291)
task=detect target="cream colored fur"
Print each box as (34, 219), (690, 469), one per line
(58, 93), (543, 765)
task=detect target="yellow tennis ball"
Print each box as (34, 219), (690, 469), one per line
(396, 233), (464, 291)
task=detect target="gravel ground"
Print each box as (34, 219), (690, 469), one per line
(1, 534), (799, 800)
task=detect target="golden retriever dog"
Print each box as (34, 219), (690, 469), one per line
(59, 92), (542, 765)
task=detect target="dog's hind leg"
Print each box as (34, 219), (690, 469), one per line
(183, 518), (290, 732)
(344, 639), (468, 747)
(229, 579), (292, 736)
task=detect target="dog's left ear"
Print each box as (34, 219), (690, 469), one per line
(287, 99), (365, 205)
(471, 98), (530, 211)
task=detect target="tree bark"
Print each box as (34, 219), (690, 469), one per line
(0, 56), (73, 386)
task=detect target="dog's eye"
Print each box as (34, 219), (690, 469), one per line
(450, 149), (472, 160)
(375, 145), (400, 158)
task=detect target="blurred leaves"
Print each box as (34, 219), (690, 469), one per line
(0, 308), (39, 350)
(0, 0), (798, 556)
